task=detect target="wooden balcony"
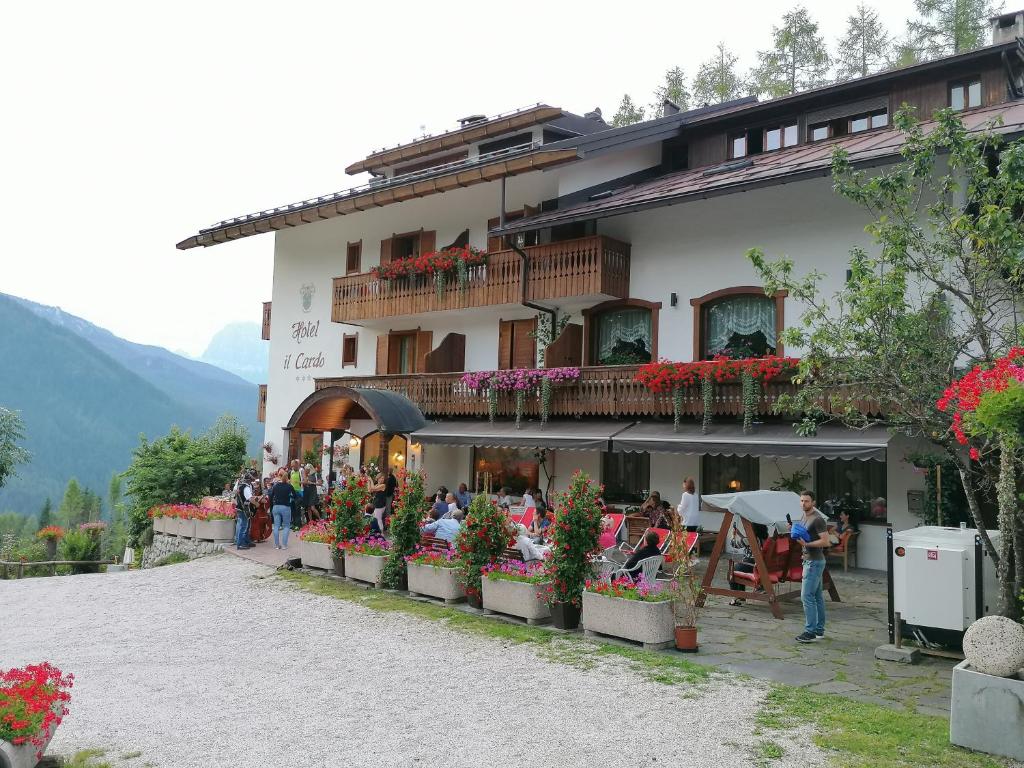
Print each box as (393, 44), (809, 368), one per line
(331, 235), (630, 323)
(258, 384), (267, 423)
(316, 366), (877, 420)
(262, 302), (272, 340)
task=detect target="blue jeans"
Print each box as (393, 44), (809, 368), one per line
(272, 504), (292, 548)
(235, 515), (250, 548)
(801, 558), (826, 635)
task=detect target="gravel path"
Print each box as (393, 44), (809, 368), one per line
(1, 556), (826, 768)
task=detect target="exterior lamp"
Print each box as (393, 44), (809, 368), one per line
(349, 436), (360, 448)
(728, 479), (741, 490)
(393, 452), (405, 463)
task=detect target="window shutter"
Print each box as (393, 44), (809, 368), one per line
(415, 330), (433, 373)
(419, 229), (436, 255)
(487, 217), (502, 252)
(376, 334), (390, 375)
(498, 320), (513, 369)
(512, 318), (537, 369)
(379, 237), (393, 266)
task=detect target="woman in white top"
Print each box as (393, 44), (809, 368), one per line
(678, 477), (699, 532)
(521, 490), (536, 509)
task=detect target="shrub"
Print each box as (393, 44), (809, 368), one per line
(453, 493), (513, 599)
(1, 539), (50, 578)
(540, 470), (603, 608)
(154, 551), (190, 567)
(58, 529), (100, 574)
(381, 471), (428, 589)
(0, 662), (73, 760)
(327, 475), (370, 546)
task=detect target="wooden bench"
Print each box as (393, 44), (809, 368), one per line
(418, 535), (451, 552)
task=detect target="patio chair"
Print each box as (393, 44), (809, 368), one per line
(602, 512), (625, 543)
(611, 555), (664, 583)
(625, 515), (649, 546)
(826, 529), (858, 572)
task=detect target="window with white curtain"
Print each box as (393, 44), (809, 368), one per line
(701, 294), (776, 359)
(594, 307), (652, 365)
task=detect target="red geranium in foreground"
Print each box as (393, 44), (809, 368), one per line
(0, 662), (73, 759)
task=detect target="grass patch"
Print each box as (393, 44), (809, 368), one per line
(279, 570), (712, 685)
(67, 749), (112, 768)
(121, 751), (143, 760)
(153, 551), (190, 567)
(834, 670), (847, 682)
(759, 739), (784, 759)
(758, 686), (1005, 768)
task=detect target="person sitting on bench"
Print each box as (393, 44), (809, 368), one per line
(728, 521), (769, 606)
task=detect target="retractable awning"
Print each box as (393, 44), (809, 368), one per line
(611, 422), (890, 460)
(412, 420), (634, 451)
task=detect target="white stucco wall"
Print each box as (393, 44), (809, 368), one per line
(556, 144), (662, 197)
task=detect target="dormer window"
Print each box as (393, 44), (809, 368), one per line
(849, 110), (888, 134)
(730, 132), (747, 159)
(765, 124), (798, 152)
(950, 79), (982, 111)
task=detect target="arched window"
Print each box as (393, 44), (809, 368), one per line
(691, 287), (786, 359)
(582, 299), (661, 366)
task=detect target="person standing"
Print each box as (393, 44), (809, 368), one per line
(795, 490), (831, 643)
(678, 478), (699, 532)
(289, 459), (303, 526)
(233, 472), (254, 550)
(384, 468), (398, 515)
(270, 469), (297, 550)
(370, 473), (388, 535)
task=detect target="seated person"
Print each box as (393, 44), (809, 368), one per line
(727, 521), (769, 606)
(532, 488), (547, 514)
(527, 507), (551, 540)
(455, 483), (472, 510)
(521, 488), (536, 509)
(421, 508), (461, 543)
(445, 492), (459, 518)
(432, 487), (449, 516)
(829, 510), (858, 545)
(514, 524), (545, 562)
(619, 530), (662, 581)
(598, 515), (617, 550)
(496, 486), (513, 513)
(639, 492), (662, 528)
(654, 499), (676, 529)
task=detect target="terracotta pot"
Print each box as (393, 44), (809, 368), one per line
(550, 601), (581, 630)
(332, 553), (345, 577)
(675, 625), (699, 653)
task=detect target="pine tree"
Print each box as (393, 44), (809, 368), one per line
(888, 33), (925, 69)
(58, 478), (84, 528)
(38, 497), (52, 530)
(611, 94), (645, 127)
(835, 4), (892, 81)
(692, 43), (744, 106)
(750, 6), (831, 98)
(652, 66), (690, 114)
(910, 0), (999, 58)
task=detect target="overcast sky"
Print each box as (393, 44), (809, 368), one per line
(2, 0), (928, 356)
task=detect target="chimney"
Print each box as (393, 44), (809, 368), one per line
(991, 10), (1024, 44)
(661, 98), (681, 118)
(584, 107), (605, 124)
(458, 114), (487, 127)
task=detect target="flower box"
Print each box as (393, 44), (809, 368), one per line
(194, 519), (235, 542)
(407, 562), (465, 604)
(950, 660), (1024, 761)
(481, 577), (550, 625)
(300, 539), (334, 571)
(581, 590), (675, 649)
(344, 551), (387, 587)
(175, 517), (196, 538)
(0, 709), (61, 768)
(152, 517), (165, 534)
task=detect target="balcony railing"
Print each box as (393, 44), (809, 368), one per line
(262, 302), (272, 340)
(331, 235), (630, 323)
(316, 366), (877, 420)
(258, 384), (267, 423)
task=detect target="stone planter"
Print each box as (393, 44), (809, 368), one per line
(152, 517), (165, 534)
(300, 539), (334, 570)
(344, 551), (387, 587)
(407, 563), (465, 604)
(950, 660), (1024, 762)
(581, 590), (675, 649)
(481, 577), (550, 624)
(195, 519), (235, 542)
(171, 518), (195, 538)
(1, 705), (62, 768)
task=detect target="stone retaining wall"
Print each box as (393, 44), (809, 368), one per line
(142, 533), (225, 568)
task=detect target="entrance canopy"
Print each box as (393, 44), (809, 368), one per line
(611, 422), (889, 460)
(286, 386), (426, 433)
(701, 490), (802, 527)
(412, 420), (631, 451)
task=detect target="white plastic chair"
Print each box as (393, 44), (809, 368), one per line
(611, 555), (664, 582)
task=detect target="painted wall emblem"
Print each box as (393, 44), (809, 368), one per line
(300, 283), (316, 313)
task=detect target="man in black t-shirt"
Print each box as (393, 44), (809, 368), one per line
(619, 530), (662, 581)
(795, 490), (831, 643)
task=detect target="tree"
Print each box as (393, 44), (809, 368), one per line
(835, 4), (892, 81)
(910, 0), (999, 58)
(539, 470), (604, 612)
(58, 478), (86, 528)
(888, 33), (925, 69)
(652, 66), (690, 114)
(747, 108), (1024, 618)
(692, 43), (744, 106)
(611, 94), (645, 127)
(380, 470), (428, 589)
(749, 6), (831, 98)
(0, 406), (30, 491)
(38, 498), (52, 531)
(122, 415), (248, 546)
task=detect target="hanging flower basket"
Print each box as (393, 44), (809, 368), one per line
(461, 367), (581, 425)
(370, 246), (487, 302)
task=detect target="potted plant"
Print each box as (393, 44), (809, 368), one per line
(582, 576), (674, 649)
(193, 506), (235, 541)
(480, 560), (550, 624)
(453, 494), (513, 609)
(381, 470), (428, 591)
(0, 662), (73, 768)
(35, 526), (64, 560)
(344, 535), (391, 587)
(406, 546), (464, 603)
(540, 470), (604, 629)
(297, 519), (335, 570)
(665, 515), (702, 652)
(326, 475), (371, 576)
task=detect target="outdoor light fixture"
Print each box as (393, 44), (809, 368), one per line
(393, 451), (405, 462)
(349, 436), (360, 448)
(410, 442), (421, 451)
(670, 292), (678, 307)
(728, 479), (741, 490)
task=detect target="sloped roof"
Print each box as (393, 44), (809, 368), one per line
(491, 100), (1024, 235)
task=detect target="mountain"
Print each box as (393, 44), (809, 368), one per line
(0, 293), (261, 516)
(199, 322), (268, 384)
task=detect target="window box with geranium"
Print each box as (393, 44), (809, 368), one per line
(344, 535), (391, 586)
(461, 367), (580, 427)
(406, 547), (464, 603)
(370, 246), (487, 301)
(453, 494), (515, 608)
(582, 577), (674, 649)
(35, 526), (64, 559)
(0, 662), (73, 768)
(298, 520), (336, 570)
(480, 560), (551, 624)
